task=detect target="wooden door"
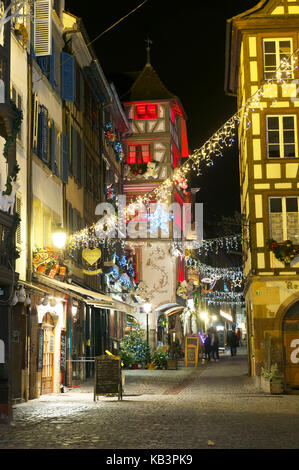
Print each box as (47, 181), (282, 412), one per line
(283, 302), (299, 391)
(41, 313), (55, 395)
(284, 321), (299, 390)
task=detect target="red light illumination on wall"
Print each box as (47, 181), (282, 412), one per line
(178, 256), (185, 282)
(135, 104), (158, 120)
(172, 144), (180, 168)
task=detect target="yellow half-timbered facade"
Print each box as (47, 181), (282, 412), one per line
(226, 0), (299, 392)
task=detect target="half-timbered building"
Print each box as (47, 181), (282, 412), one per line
(121, 48), (190, 348)
(225, 0), (299, 392)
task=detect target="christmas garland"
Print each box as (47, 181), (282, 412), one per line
(2, 103), (23, 195)
(266, 239), (299, 266)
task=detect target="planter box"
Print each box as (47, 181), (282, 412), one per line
(167, 359), (178, 370)
(261, 375), (284, 394)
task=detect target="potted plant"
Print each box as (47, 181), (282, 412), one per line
(152, 346), (169, 370)
(261, 363), (284, 394)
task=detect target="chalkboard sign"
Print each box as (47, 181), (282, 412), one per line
(60, 332), (66, 372)
(94, 356), (122, 401)
(37, 328), (44, 372)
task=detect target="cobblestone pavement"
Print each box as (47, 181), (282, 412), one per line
(0, 349), (299, 450)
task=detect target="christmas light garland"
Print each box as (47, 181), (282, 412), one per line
(70, 49), (298, 245)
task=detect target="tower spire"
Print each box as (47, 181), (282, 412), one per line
(145, 37), (153, 66)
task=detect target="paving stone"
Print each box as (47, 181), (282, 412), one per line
(0, 350), (299, 449)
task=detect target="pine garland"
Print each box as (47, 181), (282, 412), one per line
(2, 102), (23, 195)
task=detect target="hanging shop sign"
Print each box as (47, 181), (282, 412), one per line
(82, 248), (102, 275)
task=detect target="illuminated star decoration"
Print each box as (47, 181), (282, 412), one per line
(147, 203), (174, 233)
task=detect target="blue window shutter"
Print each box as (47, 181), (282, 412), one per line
(71, 126), (77, 179)
(51, 120), (56, 174)
(39, 106), (49, 164)
(61, 52), (75, 102)
(49, 37), (55, 88)
(61, 133), (69, 184)
(37, 107), (44, 159)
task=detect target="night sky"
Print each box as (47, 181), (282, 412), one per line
(65, 0), (259, 232)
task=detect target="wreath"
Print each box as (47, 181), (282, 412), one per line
(266, 239), (299, 266)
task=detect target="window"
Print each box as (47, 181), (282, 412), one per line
(266, 115), (297, 158)
(135, 104), (157, 120)
(127, 144), (151, 164)
(269, 196), (299, 243)
(263, 39), (293, 80)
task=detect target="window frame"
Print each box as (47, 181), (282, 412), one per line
(269, 195), (299, 242)
(135, 104), (158, 120)
(263, 37), (294, 81)
(266, 114), (298, 159)
(127, 144), (151, 164)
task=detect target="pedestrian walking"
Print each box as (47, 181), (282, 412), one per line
(211, 328), (219, 361)
(227, 329), (238, 356)
(204, 332), (211, 361)
(236, 328), (242, 347)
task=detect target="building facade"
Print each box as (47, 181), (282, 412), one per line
(121, 52), (191, 348)
(225, 0), (299, 391)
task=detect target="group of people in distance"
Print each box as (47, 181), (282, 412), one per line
(203, 327), (242, 361)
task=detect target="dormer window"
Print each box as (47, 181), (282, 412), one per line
(135, 104), (158, 120)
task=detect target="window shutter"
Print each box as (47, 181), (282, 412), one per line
(71, 126), (77, 179)
(77, 132), (82, 185)
(34, 0), (52, 57)
(50, 37), (55, 88)
(61, 133), (69, 184)
(61, 52), (75, 103)
(38, 105), (49, 163)
(81, 139), (85, 188)
(32, 93), (39, 151)
(51, 120), (55, 173)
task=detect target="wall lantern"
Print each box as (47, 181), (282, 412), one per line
(52, 224), (67, 250)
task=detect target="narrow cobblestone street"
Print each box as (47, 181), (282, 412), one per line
(0, 348), (299, 450)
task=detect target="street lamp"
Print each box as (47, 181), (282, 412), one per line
(143, 303), (152, 364)
(52, 224), (67, 250)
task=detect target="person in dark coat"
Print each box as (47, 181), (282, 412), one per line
(211, 328), (219, 361)
(227, 329), (238, 356)
(204, 332), (211, 361)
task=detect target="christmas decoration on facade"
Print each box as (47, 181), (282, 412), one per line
(266, 239), (299, 267)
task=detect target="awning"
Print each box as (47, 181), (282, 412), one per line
(86, 298), (135, 315)
(32, 274), (135, 314)
(32, 274), (113, 304)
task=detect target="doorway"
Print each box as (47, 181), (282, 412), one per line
(283, 301), (299, 391)
(41, 313), (55, 395)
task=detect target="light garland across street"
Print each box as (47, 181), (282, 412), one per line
(70, 49), (298, 245)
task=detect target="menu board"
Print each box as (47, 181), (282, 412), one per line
(94, 356), (122, 401)
(60, 332), (66, 372)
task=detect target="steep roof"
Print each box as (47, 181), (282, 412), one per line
(122, 63), (177, 102)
